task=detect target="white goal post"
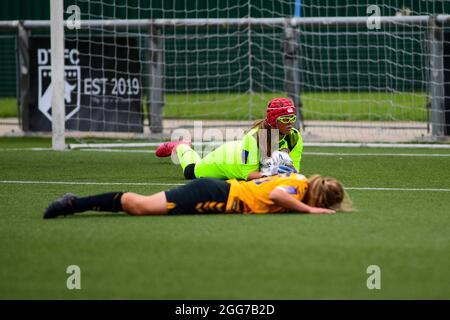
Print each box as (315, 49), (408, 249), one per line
(50, 0), (65, 150)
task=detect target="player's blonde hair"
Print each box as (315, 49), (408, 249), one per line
(304, 175), (353, 212)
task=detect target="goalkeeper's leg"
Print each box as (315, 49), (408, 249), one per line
(175, 144), (201, 179)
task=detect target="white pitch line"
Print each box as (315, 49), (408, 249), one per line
(0, 180), (183, 186)
(83, 149), (450, 157)
(0, 148), (53, 151)
(304, 152), (450, 157)
(81, 148), (155, 153)
(1, 180), (450, 192)
(346, 187), (450, 192)
(0, 147), (154, 153)
(2, 147), (450, 157)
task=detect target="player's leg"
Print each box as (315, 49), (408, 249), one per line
(43, 192), (124, 219)
(44, 178), (231, 218)
(121, 192), (168, 215)
(179, 144), (231, 180)
(156, 140), (201, 180)
(124, 179), (231, 215)
(175, 143), (201, 179)
(43, 190), (169, 219)
(193, 141), (251, 180)
(164, 178), (231, 214)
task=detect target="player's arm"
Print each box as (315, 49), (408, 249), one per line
(246, 171), (264, 180)
(268, 187), (336, 214)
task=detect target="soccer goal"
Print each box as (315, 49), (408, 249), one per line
(21, 1), (450, 148)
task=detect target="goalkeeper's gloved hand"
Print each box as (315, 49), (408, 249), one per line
(260, 157), (279, 177)
(260, 163), (278, 177)
(277, 164), (298, 174)
(271, 150), (293, 165)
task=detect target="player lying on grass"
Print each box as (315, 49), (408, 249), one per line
(43, 173), (352, 218)
(155, 98), (303, 181)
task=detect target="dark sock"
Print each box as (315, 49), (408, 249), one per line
(183, 163), (196, 180)
(71, 192), (124, 213)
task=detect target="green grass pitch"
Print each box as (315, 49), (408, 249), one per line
(0, 137), (449, 299)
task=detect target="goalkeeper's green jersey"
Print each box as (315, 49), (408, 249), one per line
(242, 127), (303, 173)
(194, 127), (303, 180)
(194, 140), (259, 180)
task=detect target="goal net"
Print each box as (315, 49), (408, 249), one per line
(48, 0), (450, 147)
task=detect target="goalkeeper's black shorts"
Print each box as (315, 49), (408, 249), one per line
(164, 178), (230, 214)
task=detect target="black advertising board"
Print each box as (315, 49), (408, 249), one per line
(26, 36), (143, 132)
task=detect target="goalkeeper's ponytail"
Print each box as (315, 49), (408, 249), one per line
(246, 119), (273, 158)
(248, 119), (269, 131)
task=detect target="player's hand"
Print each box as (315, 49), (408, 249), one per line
(309, 207), (336, 214)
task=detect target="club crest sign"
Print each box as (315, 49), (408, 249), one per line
(38, 65), (81, 122)
(25, 36), (143, 132)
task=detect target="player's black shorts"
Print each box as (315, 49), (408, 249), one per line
(164, 178), (231, 214)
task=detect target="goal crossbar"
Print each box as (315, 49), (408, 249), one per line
(0, 15), (447, 30)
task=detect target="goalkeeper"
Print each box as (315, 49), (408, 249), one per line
(155, 98), (303, 180)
